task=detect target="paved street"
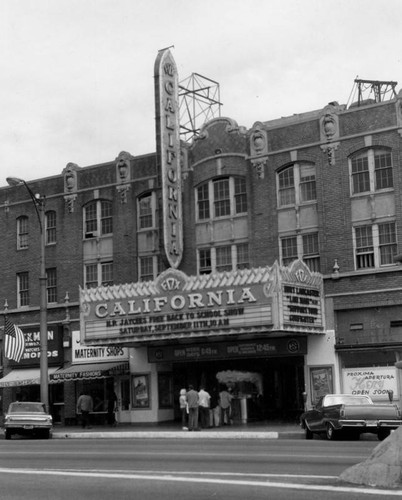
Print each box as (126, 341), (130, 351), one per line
(0, 436), (400, 499)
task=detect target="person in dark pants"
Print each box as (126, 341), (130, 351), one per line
(76, 392), (93, 429)
(107, 392), (117, 426)
(186, 385), (199, 431)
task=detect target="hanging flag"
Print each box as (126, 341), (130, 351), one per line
(4, 317), (25, 363)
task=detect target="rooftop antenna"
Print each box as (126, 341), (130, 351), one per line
(179, 73), (222, 142)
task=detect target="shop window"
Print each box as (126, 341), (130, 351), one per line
(46, 267), (57, 303)
(277, 163), (316, 207)
(196, 176), (247, 221)
(85, 261), (113, 288)
(84, 200), (113, 238)
(17, 216), (29, 250)
(354, 221), (397, 269)
(350, 148), (393, 195)
(45, 210), (56, 245)
(17, 272), (29, 307)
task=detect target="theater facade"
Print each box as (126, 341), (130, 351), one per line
(80, 260), (337, 423)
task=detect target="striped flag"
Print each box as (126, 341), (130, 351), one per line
(4, 317), (25, 363)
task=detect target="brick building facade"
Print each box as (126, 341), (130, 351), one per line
(1, 52), (402, 424)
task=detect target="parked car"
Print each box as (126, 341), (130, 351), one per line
(300, 394), (402, 441)
(3, 402), (53, 440)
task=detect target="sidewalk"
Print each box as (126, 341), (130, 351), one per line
(52, 421), (305, 439)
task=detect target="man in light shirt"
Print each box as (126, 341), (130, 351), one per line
(198, 386), (211, 428)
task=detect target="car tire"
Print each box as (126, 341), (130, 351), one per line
(304, 423), (313, 440)
(5, 430), (12, 440)
(326, 423), (338, 441)
(378, 429), (391, 441)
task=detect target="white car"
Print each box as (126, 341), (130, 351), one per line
(4, 402), (53, 440)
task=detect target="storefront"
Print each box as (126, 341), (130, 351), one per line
(80, 260), (335, 424)
(49, 330), (130, 425)
(0, 324), (64, 420)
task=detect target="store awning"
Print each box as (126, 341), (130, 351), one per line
(0, 367), (60, 388)
(50, 361), (129, 382)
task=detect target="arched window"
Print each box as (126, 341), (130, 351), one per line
(277, 163), (316, 207)
(350, 148), (393, 195)
(196, 176), (247, 221)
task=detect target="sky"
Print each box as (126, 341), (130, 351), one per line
(1, 0), (402, 184)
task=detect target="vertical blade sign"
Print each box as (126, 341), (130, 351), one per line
(154, 49), (183, 269)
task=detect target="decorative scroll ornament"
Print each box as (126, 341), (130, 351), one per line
(115, 151), (133, 203)
(320, 102), (341, 166)
(62, 162), (80, 213)
(249, 122), (268, 179)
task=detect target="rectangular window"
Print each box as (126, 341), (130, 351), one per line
(197, 184), (210, 220)
(101, 201), (113, 235)
(45, 211), (56, 245)
(17, 217), (28, 250)
(278, 168), (295, 206)
(236, 243), (249, 269)
(101, 262), (113, 286)
(351, 155), (370, 194)
(17, 272), (29, 307)
(378, 222), (396, 265)
(85, 203), (97, 235)
(375, 152), (393, 190)
(355, 225), (374, 269)
(199, 249), (212, 274)
(85, 264), (98, 288)
(46, 268), (57, 303)
(300, 164), (316, 202)
(213, 179), (230, 217)
(139, 256), (154, 281)
(234, 177), (247, 214)
(281, 236), (298, 266)
(139, 195), (153, 229)
(216, 246), (232, 272)
(302, 233), (320, 272)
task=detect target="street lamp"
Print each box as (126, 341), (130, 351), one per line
(6, 177), (49, 411)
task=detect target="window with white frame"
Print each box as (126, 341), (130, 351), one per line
(46, 268), (57, 303)
(350, 149), (393, 195)
(196, 177), (247, 221)
(17, 272), (29, 307)
(138, 193), (155, 229)
(277, 163), (316, 207)
(84, 200), (113, 238)
(280, 233), (320, 272)
(198, 244), (249, 274)
(139, 255), (163, 281)
(45, 211), (56, 245)
(354, 221), (396, 269)
(17, 216), (29, 250)
(84, 262), (113, 288)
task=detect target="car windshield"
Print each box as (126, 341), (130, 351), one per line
(8, 403), (46, 414)
(324, 396), (372, 406)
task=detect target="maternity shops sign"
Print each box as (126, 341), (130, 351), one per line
(80, 260), (325, 346)
(154, 48), (183, 269)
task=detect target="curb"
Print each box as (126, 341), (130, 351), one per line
(52, 430), (304, 440)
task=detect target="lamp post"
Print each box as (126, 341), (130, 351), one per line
(6, 177), (49, 411)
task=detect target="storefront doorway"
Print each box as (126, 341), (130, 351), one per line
(172, 355), (305, 423)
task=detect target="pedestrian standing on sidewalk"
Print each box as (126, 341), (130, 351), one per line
(179, 388), (188, 430)
(219, 387), (233, 425)
(186, 385), (199, 431)
(76, 391), (93, 429)
(209, 386), (220, 427)
(198, 386), (211, 428)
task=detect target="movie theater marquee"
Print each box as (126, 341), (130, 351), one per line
(80, 261), (325, 346)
